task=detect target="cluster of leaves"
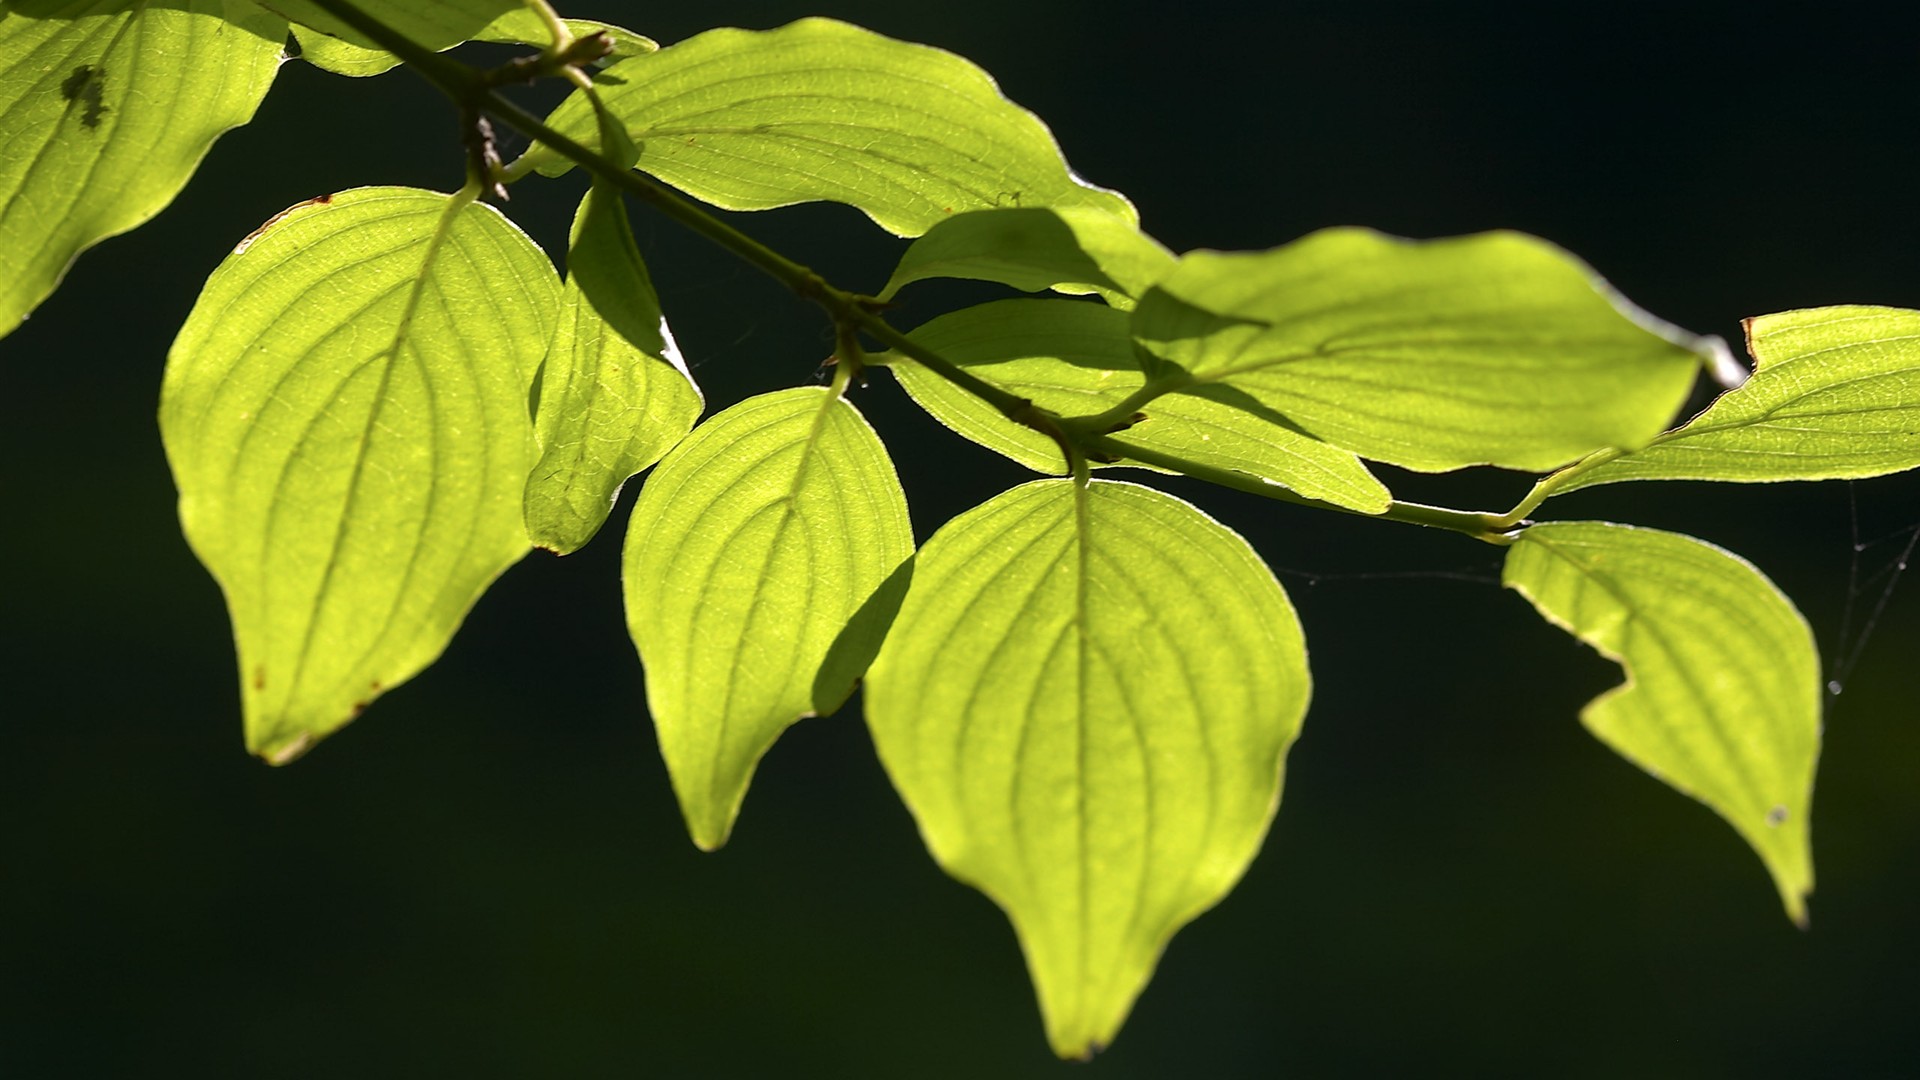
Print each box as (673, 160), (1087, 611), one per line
(5, 0), (1918, 1058)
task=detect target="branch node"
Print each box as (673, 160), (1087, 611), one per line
(462, 108), (508, 202)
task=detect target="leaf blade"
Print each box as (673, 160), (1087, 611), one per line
(525, 182), (702, 554)
(160, 186), (560, 762)
(291, 12), (655, 78)
(262, 0), (517, 57)
(1503, 520), (1820, 924)
(0, 0), (285, 338)
(890, 299), (1391, 512)
(1131, 228), (1708, 472)
(865, 478), (1309, 1057)
(520, 17), (1133, 237)
(1557, 305), (1920, 491)
(879, 206), (1173, 305)
(623, 387), (913, 850)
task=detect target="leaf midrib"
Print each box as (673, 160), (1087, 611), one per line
(702, 389), (843, 817)
(283, 190), (472, 706)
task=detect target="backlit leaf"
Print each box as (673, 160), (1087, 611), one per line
(518, 17), (1133, 237)
(888, 299), (1390, 512)
(879, 206), (1173, 306)
(262, 0), (515, 57)
(1131, 228), (1709, 472)
(1503, 520), (1819, 925)
(1552, 305), (1920, 492)
(865, 478), (1308, 1057)
(292, 12), (654, 78)
(624, 387), (913, 850)
(524, 181), (701, 554)
(0, 0), (285, 339)
(160, 186), (561, 763)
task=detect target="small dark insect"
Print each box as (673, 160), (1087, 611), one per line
(60, 64), (108, 129)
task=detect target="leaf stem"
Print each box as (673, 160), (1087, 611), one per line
(1060, 370), (1193, 437)
(523, 0), (573, 51)
(1494, 446), (1627, 527)
(1092, 435), (1521, 544)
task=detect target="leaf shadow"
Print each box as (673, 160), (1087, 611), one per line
(812, 553), (916, 717)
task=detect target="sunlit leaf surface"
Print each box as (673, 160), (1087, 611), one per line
(889, 299), (1389, 511)
(1556, 305), (1920, 492)
(160, 186), (560, 763)
(1131, 228), (1707, 472)
(880, 205), (1172, 306)
(291, 11), (654, 78)
(1504, 520), (1820, 924)
(521, 17), (1133, 236)
(624, 387), (913, 850)
(865, 478), (1308, 1057)
(524, 181), (701, 554)
(0, 0), (285, 339)
(262, 0), (514, 57)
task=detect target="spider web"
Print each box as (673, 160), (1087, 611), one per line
(1826, 482), (1920, 699)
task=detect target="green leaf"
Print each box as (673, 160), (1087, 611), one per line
(1551, 306), (1920, 493)
(1502, 520), (1819, 925)
(1131, 228), (1709, 472)
(864, 478), (1309, 1058)
(623, 387), (913, 850)
(888, 299), (1391, 513)
(878, 206), (1174, 306)
(0, 0), (286, 339)
(262, 0), (514, 56)
(525, 182), (702, 554)
(292, 12), (655, 79)
(518, 17), (1134, 237)
(160, 186), (561, 764)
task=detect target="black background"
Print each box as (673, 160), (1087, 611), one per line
(5, 1), (1919, 1075)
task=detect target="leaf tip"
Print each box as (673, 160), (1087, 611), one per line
(678, 790), (743, 853)
(1057, 1040), (1103, 1063)
(255, 731), (315, 767)
(688, 819), (733, 853)
(529, 535), (581, 557)
(1790, 901), (1811, 932)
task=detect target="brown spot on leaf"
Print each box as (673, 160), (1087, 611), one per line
(263, 733), (314, 766)
(252, 665), (266, 691)
(1767, 805), (1789, 827)
(232, 194), (338, 255)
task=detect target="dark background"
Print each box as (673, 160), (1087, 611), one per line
(5, 1), (1919, 1075)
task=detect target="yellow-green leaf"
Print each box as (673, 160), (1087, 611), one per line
(865, 479), (1308, 1057)
(1131, 228), (1709, 472)
(262, 0), (514, 57)
(160, 186), (561, 763)
(0, 0), (286, 339)
(1553, 305), (1920, 492)
(879, 206), (1173, 307)
(888, 299), (1390, 513)
(623, 387), (913, 850)
(516, 17), (1133, 237)
(525, 181), (701, 554)
(292, 11), (654, 78)
(1503, 520), (1820, 925)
